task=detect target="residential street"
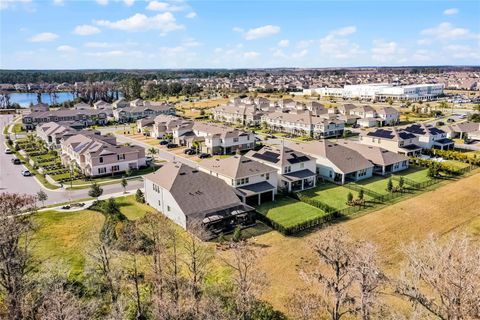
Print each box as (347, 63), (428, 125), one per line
(0, 115), (144, 205)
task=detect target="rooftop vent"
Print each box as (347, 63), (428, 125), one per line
(179, 172), (186, 175)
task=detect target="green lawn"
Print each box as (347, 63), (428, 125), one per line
(301, 183), (373, 210)
(256, 196), (328, 228)
(394, 166), (431, 183)
(116, 195), (153, 220)
(356, 176), (394, 195)
(32, 209), (105, 279)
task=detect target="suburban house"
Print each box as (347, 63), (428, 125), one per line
(60, 133), (146, 177)
(93, 100), (113, 110)
(172, 122), (256, 155)
(245, 145), (317, 192)
(36, 121), (99, 147)
(136, 118), (155, 134)
(285, 140), (374, 184)
(199, 155), (278, 206)
(376, 107), (401, 126)
(359, 128), (422, 156)
(213, 103), (264, 126)
(338, 140), (410, 175)
(30, 103), (49, 113)
(22, 109), (108, 130)
(144, 162), (256, 238)
(444, 121), (480, 142)
(113, 103), (175, 123)
(112, 98), (129, 109)
(151, 114), (189, 139)
(403, 124), (454, 150)
(331, 104), (400, 128)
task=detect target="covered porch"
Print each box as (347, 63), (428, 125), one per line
(281, 169), (316, 192)
(400, 144), (422, 157)
(235, 181), (276, 206)
(433, 138), (454, 150)
(199, 204), (256, 239)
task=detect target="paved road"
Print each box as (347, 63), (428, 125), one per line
(0, 115), (144, 205)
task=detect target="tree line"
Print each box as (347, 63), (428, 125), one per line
(0, 70), (247, 85)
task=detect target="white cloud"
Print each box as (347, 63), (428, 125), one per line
(146, 1), (185, 12)
(96, 0), (108, 5)
(86, 50), (143, 58)
(73, 25), (101, 36)
(1, 0), (32, 10)
(57, 45), (76, 53)
(123, 0), (135, 6)
(29, 32), (59, 42)
(278, 39), (289, 47)
(371, 40), (403, 62)
(421, 22), (471, 40)
(291, 49), (308, 59)
(319, 26), (361, 59)
(444, 45), (480, 60)
(84, 42), (114, 48)
(236, 25), (280, 40)
(182, 38), (201, 47)
(186, 11), (197, 18)
(443, 8), (458, 15)
(243, 51), (260, 59)
(412, 49), (431, 61)
(417, 38), (432, 46)
(95, 12), (183, 34)
(53, 0), (64, 5)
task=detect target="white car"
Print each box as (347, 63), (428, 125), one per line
(4, 148), (12, 154)
(21, 170), (32, 176)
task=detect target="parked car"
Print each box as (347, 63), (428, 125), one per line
(4, 148), (12, 154)
(159, 140), (169, 145)
(11, 157), (21, 165)
(146, 156), (154, 163)
(184, 148), (196, 155)
(447, 118), (455, 123)
(21, 170), (32, 176)
(167, 143), (178, 149)
(199, 153), (211, 159)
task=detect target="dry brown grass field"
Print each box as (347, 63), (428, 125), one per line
(230, 171), (480, 314)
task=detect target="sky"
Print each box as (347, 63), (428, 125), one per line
(1, 0), (479, 69)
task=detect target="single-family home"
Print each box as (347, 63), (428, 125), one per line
(144, 162), (256, 238)
(199, 155), (278, 206)
(403, 124), (454, 150)
(444, 121), (480, 141)
(245, 145), (317, 192)
(285, 140), (374, 184)
(359, 128), (422, 156)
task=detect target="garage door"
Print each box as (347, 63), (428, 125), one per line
(260, 191), (273, 203)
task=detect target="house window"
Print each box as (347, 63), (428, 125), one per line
(98, 167), (107, 174)
(284, 166), (291, 173)
(233, 138), (239, 143)
(158, 200), (161, 206)
(112, 165), (119, 172)
(266, 173), (270, 180)
(300, 163), (304, 169)
(117, 154), (125, 160)
(99, 157), (103, 163)
(167, 206), (171, 212)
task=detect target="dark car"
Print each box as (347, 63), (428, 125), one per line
(166, 143), (178, 149)
(199, 153), (211, 159)
(11, 157), (21, 165)
(184, 148), (196, 155)
(159, 140), (169, 145)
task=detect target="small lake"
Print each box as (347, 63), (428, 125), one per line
(9, 92), (77, 108)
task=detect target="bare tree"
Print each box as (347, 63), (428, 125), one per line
(351, 241), (386, 320)
(224, 241), (267, 320)
(396, 233), (480, 320)
(0, 193), (37, 320)
(300, 227), (357, 320)
(37, 281), (91, 320)
(286, 290), (323, 320)
(88, 242), (123, 317)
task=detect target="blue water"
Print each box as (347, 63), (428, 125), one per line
(9, 92), (77, 108)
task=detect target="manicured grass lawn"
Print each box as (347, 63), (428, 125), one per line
(256, 196), (328, 228)
(356, 176), (400, 195)
(13, 123), (24, 133)
(394, 166), (431, 183)
(301, 183), (373, 210)
(116, 195), (153, 220)
(32, 209), (105, 279)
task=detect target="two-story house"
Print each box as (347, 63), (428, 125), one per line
(60, 133), (146, 177)
(22, 109), (108, 130)
(359, 128), (422, 156)
(403, 124), (454, 150)
(245, 145), (317, 192)
(144, 162), (255, 238)
(199, 155), (278, 206)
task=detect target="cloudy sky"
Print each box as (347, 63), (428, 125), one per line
(1, 0), (479, 69)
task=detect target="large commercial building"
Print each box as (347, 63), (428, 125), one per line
(304, 83), (444, 101)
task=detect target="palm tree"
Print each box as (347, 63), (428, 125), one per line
(147, 147), (158, 168)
